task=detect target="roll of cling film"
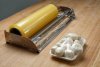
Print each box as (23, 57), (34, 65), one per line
(9, 4), (58, 38)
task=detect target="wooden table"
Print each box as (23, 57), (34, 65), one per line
(0, 0), (100, 67)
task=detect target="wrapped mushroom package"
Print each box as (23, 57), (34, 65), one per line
(50, 33), (86, 61)
(5, 4), (75, 53)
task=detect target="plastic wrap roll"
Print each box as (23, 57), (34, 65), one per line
(9, 4), (58, 38)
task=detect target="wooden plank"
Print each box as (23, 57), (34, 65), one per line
(0, 0), (100, 67)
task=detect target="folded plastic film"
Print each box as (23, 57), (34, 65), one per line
(9, 4), (58, 38)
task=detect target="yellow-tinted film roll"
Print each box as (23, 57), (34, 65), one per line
(9, 4), (58, 38)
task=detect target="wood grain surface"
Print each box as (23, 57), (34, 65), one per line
(0, 0), (100, 67)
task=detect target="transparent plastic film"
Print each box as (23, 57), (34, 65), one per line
(9, 4), (58, 38)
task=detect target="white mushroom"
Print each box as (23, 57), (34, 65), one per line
(64, 37), (74, 45)
(60, 44), (67, 50)
(59, 38), (66, 44)
(56, 43), (61, 47)
(71, 43), (83, 55)
(55, 47), (65, 57)
(51, 45), (58, 54)
(59, 37), (73, 50)
(79, 37), (86, 47)
(66, 43), (72, 50)
(56, 38), (66, 47)
(74, 39), (80, 43)
(65, 33), (79, 40)
(64, 49), (75, 59)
